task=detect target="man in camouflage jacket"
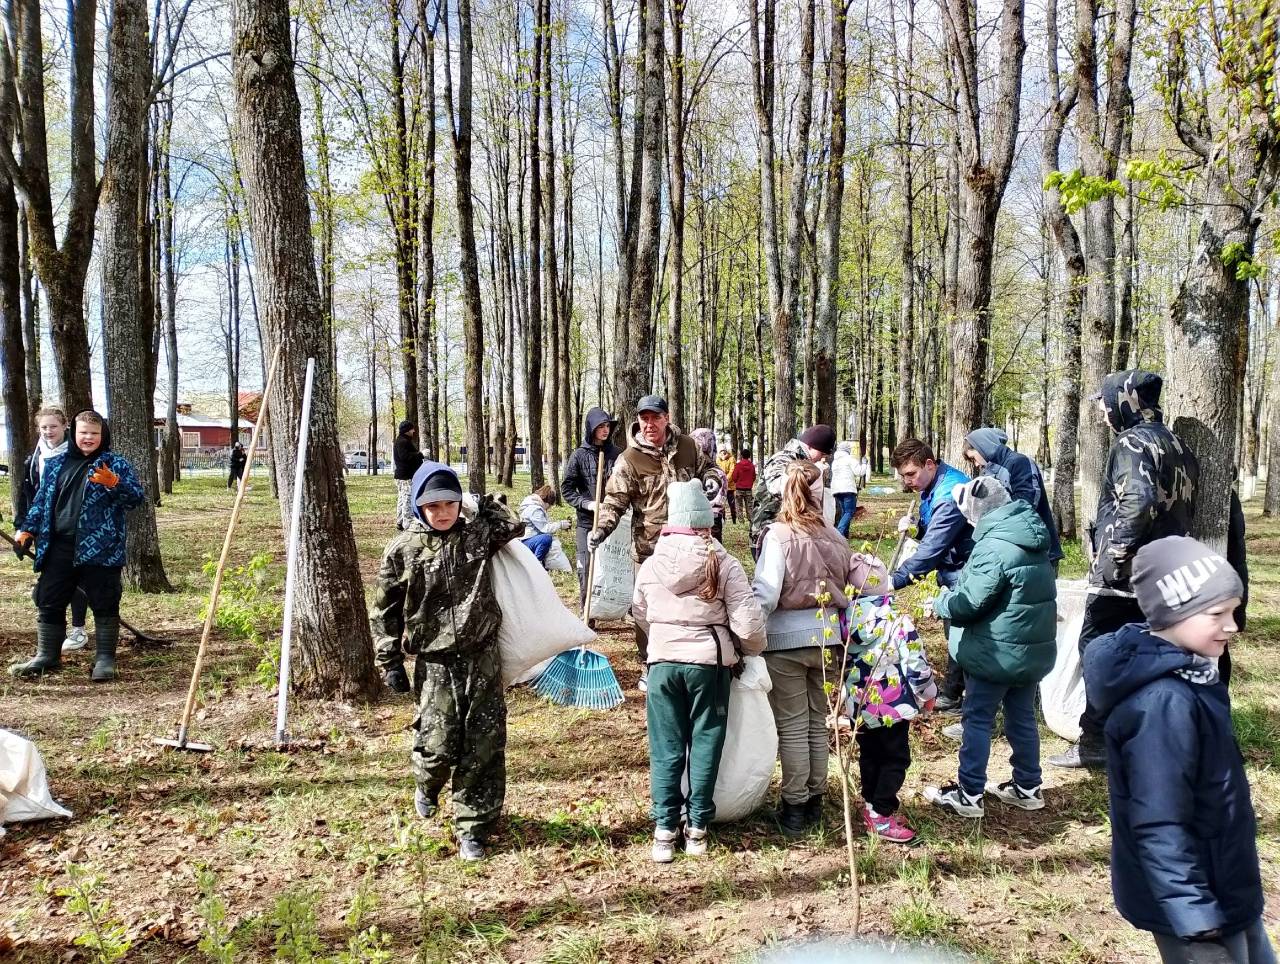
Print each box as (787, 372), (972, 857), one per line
(370, 460), (524, 858)
(1050, 369), (1199, 771)
(589, 395), (709, 673)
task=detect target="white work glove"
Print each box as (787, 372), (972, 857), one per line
(551, 519), (571, 533)
(897, 515), (915, 534)
(583, 500), (596, 512)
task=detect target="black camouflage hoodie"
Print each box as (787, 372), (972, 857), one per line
(1089, 370), (1198, 592)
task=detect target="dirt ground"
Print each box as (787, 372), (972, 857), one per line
(1, 472), (1277, 963)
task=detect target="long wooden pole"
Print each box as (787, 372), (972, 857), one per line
(275, 357), (316, 744)
(168, 344), (282, 749)
(581, 449), (606, 623)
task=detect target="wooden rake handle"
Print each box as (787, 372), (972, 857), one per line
(581, 447), (606, 624)
(176, 343), (283, 739)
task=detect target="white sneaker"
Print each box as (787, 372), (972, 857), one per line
(923, 783), (984, 818)
(684, 826), (708, 857)
(651, 827), (678, 863)
(63, 627), (88, 652)
(637, 673), (648, 694)
(985, 780), (1045, 811)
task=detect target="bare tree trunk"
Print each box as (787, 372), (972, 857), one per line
(614, 0), (664, 423)
(1074, 0), (1134, 530)
(747, 0), (781, 434)
(416, 7), (438, 460)
(101, 0), (169, 591)
(232, 0), (380, 700)
(1043, 0), (1084, 538)
(158, 97), (181, 492)
(442, 0), (486, 492)
(940, 0), (1025, 464)
(0, 167), (30, 520)
(540, 0), (563, 483)
(16, 216), (38, 412)
(814, 0), (847, 427)
(1266, 308), (1280, 515)
(664, 0), (687, 429)
(889, 0), (914, 439)
(0, 0), (99, 414)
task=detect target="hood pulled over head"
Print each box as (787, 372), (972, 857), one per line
(1095, 370), (1163, 433)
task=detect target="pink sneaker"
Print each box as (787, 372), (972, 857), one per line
(862, 805), (917, 845)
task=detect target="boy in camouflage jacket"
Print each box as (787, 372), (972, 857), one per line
(369, 460), (524, 861)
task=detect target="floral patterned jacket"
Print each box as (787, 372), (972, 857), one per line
(843, 596), (937, 729)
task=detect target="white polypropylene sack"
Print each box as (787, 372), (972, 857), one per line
(682, 656), (778, 823)
(0, 729), (73, 830)
(588, 510), (634, 621)
(491, 541), (596, 686)
(545, 537), (572, 573)
(1040, 580), (1089, 741)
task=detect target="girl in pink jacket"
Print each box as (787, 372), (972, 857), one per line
(632, 480), (767, 863)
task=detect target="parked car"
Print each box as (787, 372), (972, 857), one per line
(344, 450), (387, 471)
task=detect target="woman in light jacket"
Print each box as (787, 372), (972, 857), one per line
(752, 459), (867, 837)
(633, 480), (766, 863)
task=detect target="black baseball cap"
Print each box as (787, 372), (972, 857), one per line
(636, 395), (669, 415)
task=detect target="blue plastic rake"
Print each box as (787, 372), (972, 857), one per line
(531, 449), (624, 710)
(531, 645), (625, 709)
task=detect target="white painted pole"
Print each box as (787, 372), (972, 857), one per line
(275, 358), (316, 744)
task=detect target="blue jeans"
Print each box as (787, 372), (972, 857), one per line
(958, 673), (1041, 796)
(522, 533), (553, 564)
(834, 493), (858, 537)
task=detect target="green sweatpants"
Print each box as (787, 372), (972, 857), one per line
(412, 644), (506, 839)
(646, 662), (731, 831)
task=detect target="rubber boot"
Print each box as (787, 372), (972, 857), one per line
(91, 616), (120, 683)
(777, 801), (808, 838)
(9, 623), (65, 677)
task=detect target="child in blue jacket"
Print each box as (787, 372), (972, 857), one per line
(9, 412), (144, 682)
(1084, 536), (1273, 964)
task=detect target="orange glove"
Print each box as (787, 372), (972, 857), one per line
(89, 465), (120, 489)
(15, 531), (33, 550)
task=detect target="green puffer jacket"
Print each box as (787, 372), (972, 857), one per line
(932, 500), (1057, 686)
(369, 496), (525, 659)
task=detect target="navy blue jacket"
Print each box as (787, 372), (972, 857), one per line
(965, 428), (1062, 563)
(1084, 624), (1263, 939)
(20, 449), (145, 570)
(891, 461), (973, 591)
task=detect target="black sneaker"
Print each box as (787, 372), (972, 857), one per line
(934, 694), (963, 715)
(384, 666), (410, 693)
(456, 834), (485, 861)
(414, 786), (438, 819)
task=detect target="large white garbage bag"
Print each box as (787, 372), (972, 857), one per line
(588, 510), (635, 622)
(491, 540), (596, 687)
(1040, 580), (1090, 741)
(0, 729), (73, 834)
(682, 656), (778, 823)
(544, 537), (572, 573)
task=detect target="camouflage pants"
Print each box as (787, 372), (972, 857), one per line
(374, 634), (404, 672)
(412, 644), (506, 839)
(395, 479), (414, 530)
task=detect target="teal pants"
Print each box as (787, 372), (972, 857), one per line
(646, 662), (731, 831)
